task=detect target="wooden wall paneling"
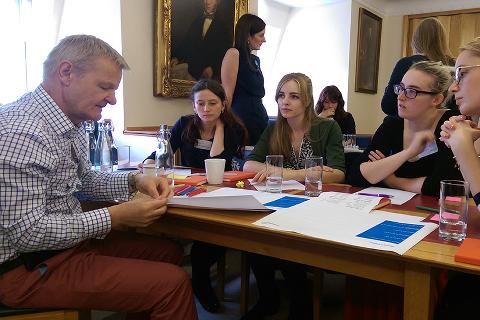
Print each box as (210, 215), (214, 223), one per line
(449, 14), (463, 57)
(461, 14), (478, 48)
(403, 8), (480, 59)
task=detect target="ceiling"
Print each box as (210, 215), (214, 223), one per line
(271, 0), (343, 7)
(270, 0), (399, 9)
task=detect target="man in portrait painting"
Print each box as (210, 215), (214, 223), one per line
(171, 0), (233, 81)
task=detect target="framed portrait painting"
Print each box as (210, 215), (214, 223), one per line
(154, 0), (249, 97)
(355, 7), (382, 94)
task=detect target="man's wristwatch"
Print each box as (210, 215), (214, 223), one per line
(128, 171), (140, 193)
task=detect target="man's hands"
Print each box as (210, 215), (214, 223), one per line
(109, 174), (173, 229)
(109, 198), (170, 229)
(134, 174), (173, 199)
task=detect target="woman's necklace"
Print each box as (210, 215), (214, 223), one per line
(291, 131), (305, 164)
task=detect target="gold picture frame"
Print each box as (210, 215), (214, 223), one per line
(355, 7), (382, 94)
(154, 0), (248, 97)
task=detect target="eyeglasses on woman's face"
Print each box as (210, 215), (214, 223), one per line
(454, 65), (480, 84)
(393, 84), (439, 99)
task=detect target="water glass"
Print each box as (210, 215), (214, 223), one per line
(265, 155), (283, 193)
(117, 145), (131, 168)
(142, 164), (156, 176)
(305, 156), (323, 197)
(439, 180), (469, 241)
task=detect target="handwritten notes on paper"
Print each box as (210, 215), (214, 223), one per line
(355, 187), (416, 205)
(316, 192), (381, 212)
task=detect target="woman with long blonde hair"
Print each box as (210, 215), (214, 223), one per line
(244, 73), (345, 183)
(241, 73), (344, 320)
(382, 17), (455, 116)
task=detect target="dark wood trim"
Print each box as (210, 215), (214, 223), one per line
(123, 126), (159, 137)
(406, 8), (480, 19)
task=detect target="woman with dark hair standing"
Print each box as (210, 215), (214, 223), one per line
(315, 85), (356, 134)
(221, 13), (268, 145)
(382, 17), (455, 116)
(144, 79), (247, 313)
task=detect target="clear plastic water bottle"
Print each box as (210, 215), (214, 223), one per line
(84, 120), (96, 169)
(103, 119), (118, 171)
(94, 121), (113, 173)
(155, 124), (175, 187)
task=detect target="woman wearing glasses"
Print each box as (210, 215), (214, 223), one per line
(348, 61), (461, 196)
(434, 37), (480, 320)
(440, 37), (480, 206)
(440, 37), (480, 203)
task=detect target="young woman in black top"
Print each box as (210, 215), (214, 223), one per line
(315, 85), (356, 134)
(348, 61), (462, 196)
(144, 79), (247, 313)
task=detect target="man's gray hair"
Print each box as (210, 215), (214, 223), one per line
(43, 34), (129, 80)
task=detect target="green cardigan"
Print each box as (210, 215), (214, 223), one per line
(247, 118), (346, 172)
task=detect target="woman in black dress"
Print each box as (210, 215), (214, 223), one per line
(221, 14), (268, 146)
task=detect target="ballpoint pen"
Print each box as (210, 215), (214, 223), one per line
(357, 192), (393, 198)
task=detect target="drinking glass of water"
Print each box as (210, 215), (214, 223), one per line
(439, 180), (469, 241)
(305, 156), (323, 197)
(265, 155), (283, 193)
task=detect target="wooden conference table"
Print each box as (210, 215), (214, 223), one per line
(139, 183), (480, 320)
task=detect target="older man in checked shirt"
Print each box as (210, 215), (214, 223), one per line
(0, 35), (197, 319)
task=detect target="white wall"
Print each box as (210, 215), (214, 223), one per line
(258, 0), (351, 116)
(347, 0), (386, 134)
(120, 0), (192, 129)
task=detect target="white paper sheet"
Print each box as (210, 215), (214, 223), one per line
(194, 187), (310, 209)
(316, 192), (381, 213)
(248, 179), (306, 191)
(253, 192), (435, 255)
(168, 195), (272, 212)
(344, 147), (363, 153)
(355, 187), (417, 205)
(174, 168), (192, 176)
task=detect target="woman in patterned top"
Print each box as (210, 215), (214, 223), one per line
(240, 73), (345, 320)
(244, 72), (345, 184)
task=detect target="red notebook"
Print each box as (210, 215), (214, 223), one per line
(222, 171), (256, 182)
(454, 238), (480, 265)
(174, 175), (207, 186)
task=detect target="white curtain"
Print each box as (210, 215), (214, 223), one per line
(0, 0), (123, 136)
(0, 0), (61, 104)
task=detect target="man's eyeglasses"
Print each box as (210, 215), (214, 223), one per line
(454, 65), (480, 84)
(393, 84), (439, 99)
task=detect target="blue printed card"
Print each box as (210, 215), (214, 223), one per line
(264, 196), (309, 208)
(357, 220), (424, 244)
